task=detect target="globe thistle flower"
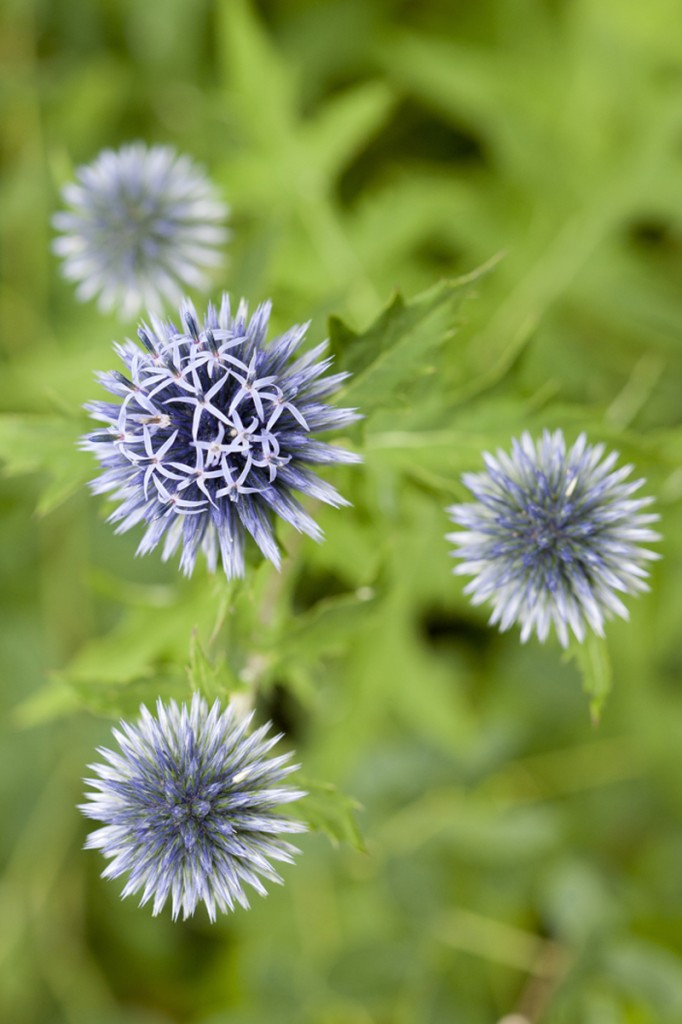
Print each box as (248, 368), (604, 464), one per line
(82, 294), (361, 577)
(446, 430), (660, 647)
(80, 694), (306, 921)
(53, 143), (229, 319)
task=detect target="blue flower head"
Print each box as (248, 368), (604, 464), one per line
(80, 695), (306, 921)
(53, 143), (229, 319)
(83, 295), (361, 577)
(446, 430), (660, 647)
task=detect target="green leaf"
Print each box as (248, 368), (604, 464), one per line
(329, 267), (494, 415)
(67, 674), (190, 720)
(58, 576), (219, 692)
(295, 777), (366, 852)
(0, 414), (90, 514)
(380, 789), (562, 862)
(540, 859), (621, 944)
(12, 672), (191, 726)
(12, 679), (81, 728)
(303, 80), (395, 181)
(217, 0), (295, 144)
(568, 634), (613, 724)
(381, 31), (559, 185)
(187, 630), (247, 703)
(270, 588), (379, 666)
(604, 938), (682, 1016)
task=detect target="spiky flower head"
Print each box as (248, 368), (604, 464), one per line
(53, 143), (229, 319)
(80, 694), (306, 921)
(83, 295), (360, 577)
(446, 430), (660, 647)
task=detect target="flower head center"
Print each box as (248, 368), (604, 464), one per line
(99, 194), (165, 267)
(171, 796), (211, 822)
(518, 497), (580, 570)
(170, 793), (213, 850)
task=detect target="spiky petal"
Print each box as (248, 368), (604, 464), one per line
(80, 695), (306, 921)
(53, 143), (229, 319)
(82, 294), (361, 578)
(446, 430), (661, 647)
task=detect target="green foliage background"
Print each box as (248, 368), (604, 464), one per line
(2, 0), (682, 1021)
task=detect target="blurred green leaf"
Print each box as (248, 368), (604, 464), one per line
(187, 629), (247, 702)
(271, 588), (378, 666)
(381, 28), (566, 188)
(58, 577), (218, 692)
(381, 789), (563, 863)
(302, 80), (395, 180)
(0, 414), (90, 514)
(603, 939), (682, 1018)
(68, 673), (190, 720)
(330, 269), (492, 415)
(295, 777), (366, 852)
(217, 0), (295, 144)
(540, 859), (622, 945)
(12, 678), (81, 728)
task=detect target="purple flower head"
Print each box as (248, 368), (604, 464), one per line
(53, 143), (229, 319)
(83, 295), (361, 577)
(446, 430), (660, 647)
(80, 694), (306, 921)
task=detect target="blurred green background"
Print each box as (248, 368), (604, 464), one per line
(3, 0), (682, 1021)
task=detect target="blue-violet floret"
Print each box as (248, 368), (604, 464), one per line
(82, 294), (361, 577)
(53, 143), (229, 319)
(446, 430), (660, 646)
(80, 694), (306, 921)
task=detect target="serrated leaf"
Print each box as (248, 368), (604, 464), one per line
(329, 269), (492, 415)
(295, 777), (366, 852)
(0, 414), (90, 515)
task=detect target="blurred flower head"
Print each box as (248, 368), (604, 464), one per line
(83, 294), (361, 577)
(446, 430), (660, 646)
(53, 143), (229, 319)
(80, 694), (306, 921)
